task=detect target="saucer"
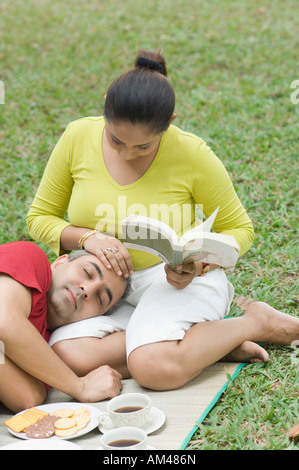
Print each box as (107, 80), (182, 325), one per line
(98, 407), (165, 434)
(95, 445), (157, 450)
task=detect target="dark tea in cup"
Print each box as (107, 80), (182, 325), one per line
(108, 439), (140, 447)
(114, 406), (143, 413)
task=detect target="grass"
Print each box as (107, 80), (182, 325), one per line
(0, 0), (298, 450)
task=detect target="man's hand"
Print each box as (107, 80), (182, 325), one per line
(77, 365), (122, 403)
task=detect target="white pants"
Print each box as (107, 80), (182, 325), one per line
(49, 264), (234, 359)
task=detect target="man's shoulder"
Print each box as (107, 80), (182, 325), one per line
(0, 242), (52, 292)
(0, 240), (46, 259)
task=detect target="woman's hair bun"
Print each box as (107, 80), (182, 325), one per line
(136, 57), (163, 74)
(135, 49), (168, 76)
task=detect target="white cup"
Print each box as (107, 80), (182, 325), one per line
(100, 426), (148, 450)
(98, 393), (152, 429)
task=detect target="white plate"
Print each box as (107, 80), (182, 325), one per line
(99, 407), (165, 434)
(5, 402), (100, 441)
(0, 439), (81, 450)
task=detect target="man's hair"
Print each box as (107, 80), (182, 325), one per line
(68, 250), (131, 315)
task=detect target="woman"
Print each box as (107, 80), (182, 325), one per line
(27, 49), (299, 389)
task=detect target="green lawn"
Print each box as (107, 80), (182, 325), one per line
(0, 0), (298, 450)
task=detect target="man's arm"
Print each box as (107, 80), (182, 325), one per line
(0, 274), (122, 404)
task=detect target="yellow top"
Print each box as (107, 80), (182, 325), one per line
(27, 116), (254, 270)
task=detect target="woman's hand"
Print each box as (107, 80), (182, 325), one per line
(164, 261), (201, 289)
(83, 232), (133, 278)
(165, 262), (219, 289)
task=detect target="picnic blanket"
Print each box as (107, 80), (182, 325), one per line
(0, 361), (245, 450)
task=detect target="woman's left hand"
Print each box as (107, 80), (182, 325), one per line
(164, 261), (202, 289)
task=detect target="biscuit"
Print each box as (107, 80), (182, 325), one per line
(22, 408), (48, 425)
(54, 417), (77, 430)
(54, 426), (78, 437)
(75, 414), (90, 431)
(4, 415), (32, 433)
(25, 416), (60, 439)
(25, 422), (55, 439)
(22, 413), (41, 425)
(52, 408), (74, 418)
(73, 407), (90, 417)
(25, 407), (49, 418)
(4, 406), (91, 438)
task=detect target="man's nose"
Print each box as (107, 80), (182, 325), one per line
(80, 280), (101, 299)
(80, 286), (88, 299)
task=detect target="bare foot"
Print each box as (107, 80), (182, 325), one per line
(242, 300), (299, 346)
(235, 295), (255, 311)
(222, 340), (269, 363)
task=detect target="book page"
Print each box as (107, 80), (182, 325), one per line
(182, 234), (239, 268)
(179, 206), (219, 245)
(123, 227), (176, 265)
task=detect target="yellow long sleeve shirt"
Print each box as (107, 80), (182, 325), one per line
(27, 116), (254, 270)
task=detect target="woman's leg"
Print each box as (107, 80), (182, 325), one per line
(128, 301), (299, 390)
(52, 331), (130, 378)
(0, 356), (47, 413)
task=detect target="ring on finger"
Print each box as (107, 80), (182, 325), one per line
(103, 248), (112, 255)
(112, 248), (119, 254)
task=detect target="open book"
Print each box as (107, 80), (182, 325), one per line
(121, 207), (240, 270)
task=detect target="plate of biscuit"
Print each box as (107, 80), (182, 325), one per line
(3, 403), (101, 440)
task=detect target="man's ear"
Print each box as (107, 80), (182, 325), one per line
(51, 254), (69, 270)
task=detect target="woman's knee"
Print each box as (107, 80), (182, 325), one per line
(128, 344), (189, 391)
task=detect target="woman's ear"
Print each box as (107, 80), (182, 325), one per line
(163, 113), (177, 132)
(51, 254), (69, 270)
(170, 113), (177, 123)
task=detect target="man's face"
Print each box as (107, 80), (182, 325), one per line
(47, 253), (128, 330)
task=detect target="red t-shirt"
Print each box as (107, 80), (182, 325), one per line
(0, 241), (52, 342)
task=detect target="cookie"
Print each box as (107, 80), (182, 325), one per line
(75, 414), (90, 431)
(39, 415), (60, 425)
(54, 426), (78, 437)
(4, 406), (91, 438)
(52, 408), (74, 418)
(4, 415), (32, 433)
(25, 415), (59, 439)
(25, 422), (55, 439)
(73, 407), (90, 417)
(54, 417), (77, 430)
(22, 408), (48, 425)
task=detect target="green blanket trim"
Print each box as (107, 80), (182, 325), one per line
(179, 362), (247, 450)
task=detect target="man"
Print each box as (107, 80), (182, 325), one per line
(0, 241), (129, 413)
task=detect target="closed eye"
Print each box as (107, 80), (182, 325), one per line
(111, 135), (122, 145)
(84, 268), (91, 278)
(138, 144), (150, 150)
